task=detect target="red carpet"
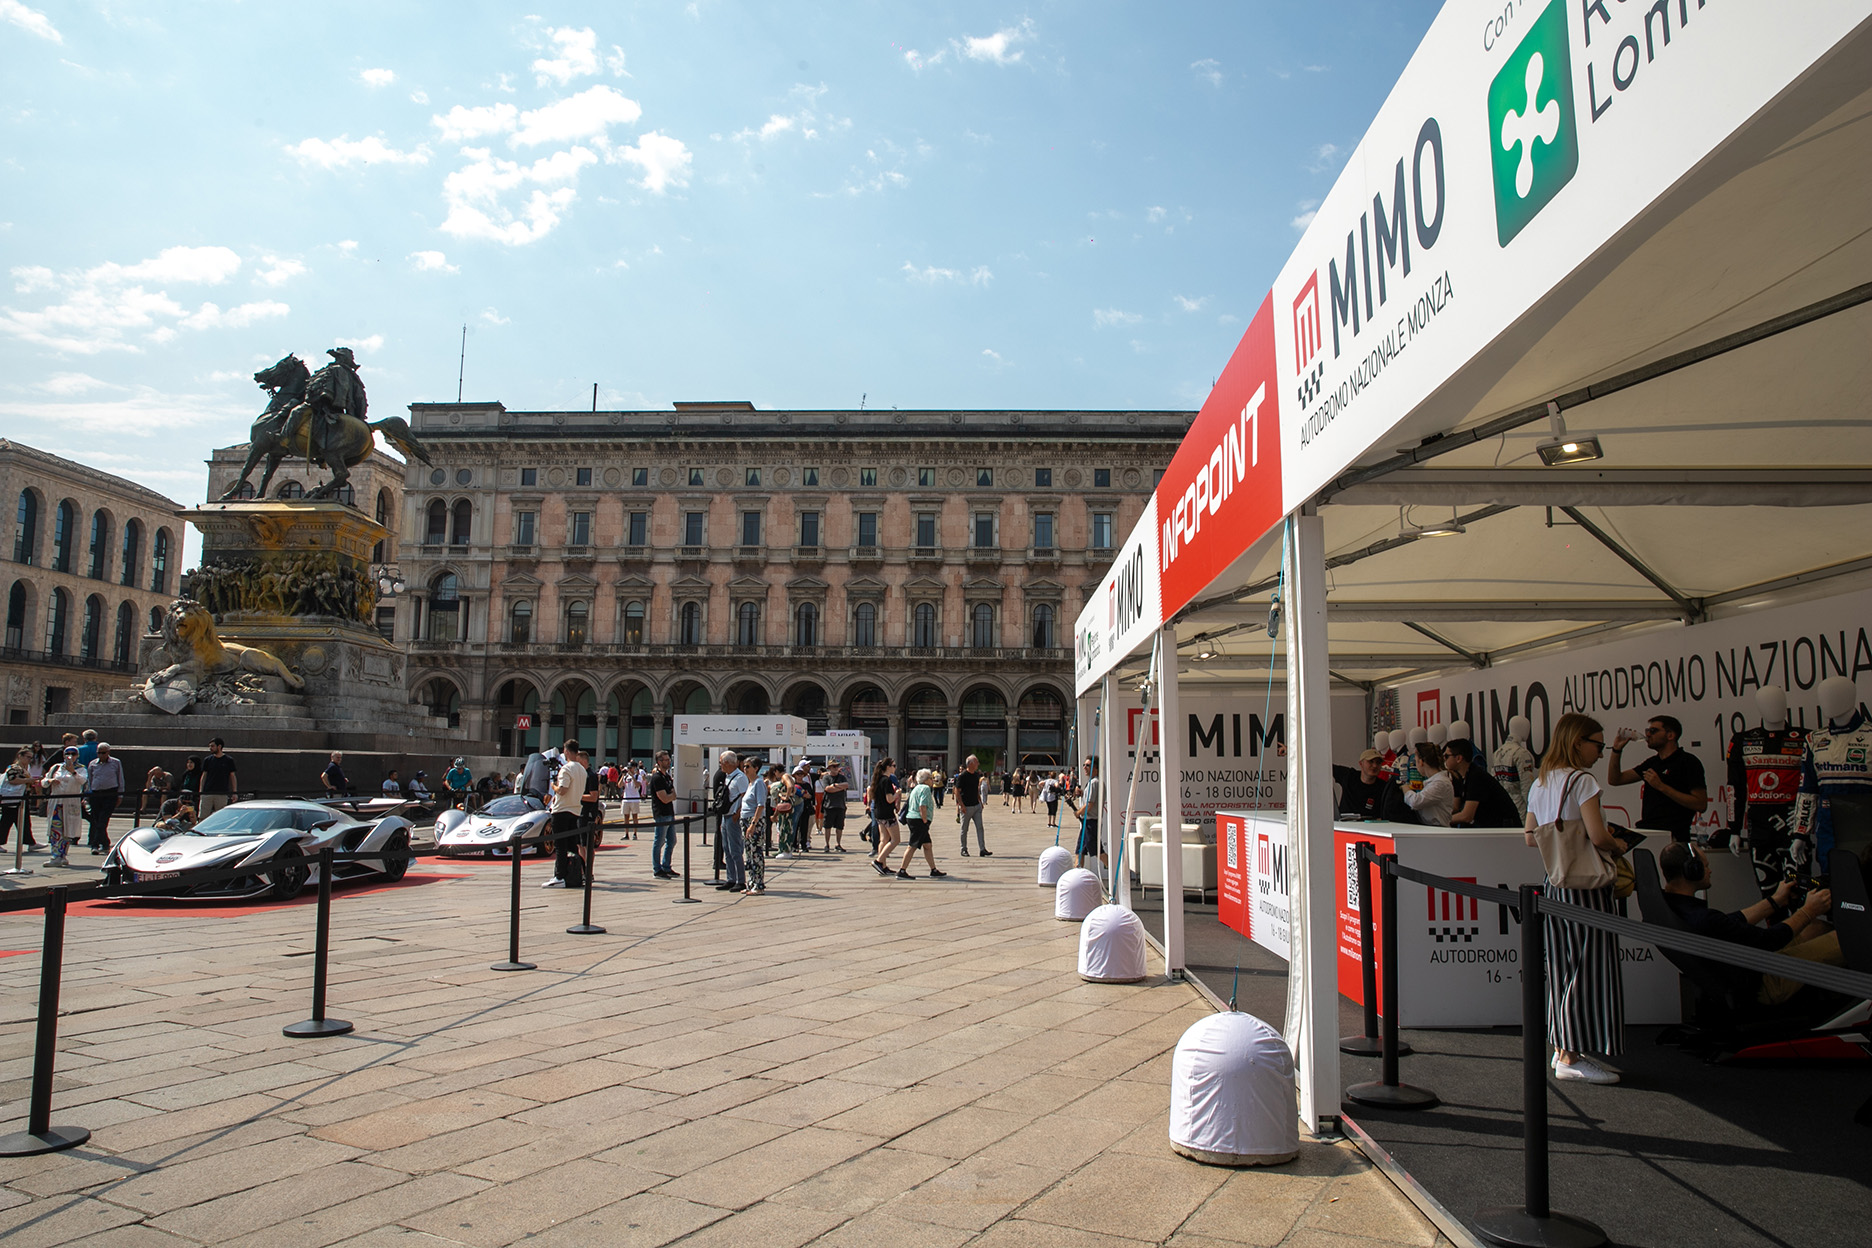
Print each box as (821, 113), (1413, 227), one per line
(69, 871), (472, 918)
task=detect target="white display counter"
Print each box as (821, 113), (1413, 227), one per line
(1215, 811), (1680, 1027)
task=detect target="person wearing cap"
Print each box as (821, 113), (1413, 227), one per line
(43, 746), (87, 866)
(1333, 749), (1388, 820)
(408, 770), (432, 801)
(198, 738), (238, 815)
(444, 757), (473, 810)
(85, 742), (126, 854)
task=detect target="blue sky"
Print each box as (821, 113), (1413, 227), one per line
(1, 0), (1441, 524)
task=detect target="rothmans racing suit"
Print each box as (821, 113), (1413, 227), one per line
(1793, 709), (1872, 882)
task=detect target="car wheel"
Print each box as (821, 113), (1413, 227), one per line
(269, 842), (309, 901)
(381, 828), (411, 882)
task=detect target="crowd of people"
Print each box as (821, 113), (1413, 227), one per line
(1, 730), (238, 866)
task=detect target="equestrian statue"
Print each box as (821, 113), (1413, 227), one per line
(220, 346), (431, 501)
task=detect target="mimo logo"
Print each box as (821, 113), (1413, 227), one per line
(1487, 0), (1579, 245)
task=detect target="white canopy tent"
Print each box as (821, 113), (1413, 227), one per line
(1077, 3), (1872, 1132)
(670, 715), (810, 812)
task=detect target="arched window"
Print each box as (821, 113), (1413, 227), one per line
(87, 512), (111, 579)
(6, 581), (28, 650)
(422, 678), (462, 727)
(622, 600), (645, 644)
(795, 602), (818, 647)
(970, 603), (995, 650)
(81, 594), (104, 661)
(913, 602), (937, 648)
(564, 600), (589, 647)
(151, 528), (171, 594)
(450, 499), (472, 546)
(679, 601), (701, 646)
(119, 519), (142, 588)
(424, 500), (447, 545)
(1030, 603), (1055, 649)
(113, 601), (135, 666)
(372, 489), (390, 562)
(508, 600), (533, 643)
(426, 572), (460, 642)
(45, 587), (68, 655)
(234, 480), (257, 499)
(148, 605), (163, 634)
(52, 499), (75, 572)
(336, 482), (354, 505)
(277, 480), (305, 500)
(853, 601), (877, 647)
(736, 601), (760, 646)
(13, 490), (39, 565)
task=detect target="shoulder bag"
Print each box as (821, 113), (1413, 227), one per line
(1533, 771), (1615, 890)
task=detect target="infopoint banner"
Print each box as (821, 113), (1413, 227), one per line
(1394, 588), (1872, 837)
(1073, 494), (1162, 697)
(1156, 292), (1286, 620)
(1271, 0), (1869, 509)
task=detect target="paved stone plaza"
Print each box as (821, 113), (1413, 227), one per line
(1, 808), (1445, 1247)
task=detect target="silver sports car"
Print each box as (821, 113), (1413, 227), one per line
(432, 794), (552, 857)
(104, 799), (414, 900)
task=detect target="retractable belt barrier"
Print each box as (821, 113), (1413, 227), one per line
(1340, 850), (1872, 1248)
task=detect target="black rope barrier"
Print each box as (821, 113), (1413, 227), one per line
(567, 821), (605, 936)
(1341, 841), (1407, 1059)
(1346, 852), (1437, 1110)
(283, 848), (353, 1038)
(0, 887), (90, 1157)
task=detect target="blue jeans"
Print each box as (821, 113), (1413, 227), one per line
(722, 813), (746, 886)
(653, 816), (675, 873)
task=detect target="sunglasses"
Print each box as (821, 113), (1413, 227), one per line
(1584, 737), (1606, 748)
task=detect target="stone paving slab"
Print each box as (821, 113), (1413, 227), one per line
(1, 806), (1446, 1247)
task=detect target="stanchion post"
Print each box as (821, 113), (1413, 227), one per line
(285, 848), (354, 1038)
(1474, 887), (1608, 1248)
(492, 831), (536, 971)
(0, 887), (90, 1156)
(3, 815), (30, 877)
(1340, 841), (1408, 1058)
(675, 816), (699, 904)
(1346, 853), (1438, 1110)
(568, 820), (605, 935)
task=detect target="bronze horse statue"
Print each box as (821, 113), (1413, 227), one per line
(220, 351), (431, 501)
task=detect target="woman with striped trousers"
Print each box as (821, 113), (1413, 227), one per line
(1524, 712), (1626, 1085)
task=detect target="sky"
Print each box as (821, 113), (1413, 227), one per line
(1, 0), (1443, 541)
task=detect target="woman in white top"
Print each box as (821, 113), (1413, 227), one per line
(1523, 712), (1625, 1085)
(1401, 743), (1455, 827)
(621, 764), (644, 840)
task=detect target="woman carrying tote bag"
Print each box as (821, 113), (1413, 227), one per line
(1523, 712), (1625, 1085)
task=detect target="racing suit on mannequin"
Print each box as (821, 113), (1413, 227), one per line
(1723, 725), (1809, 882)
(1793, 709), (1872, 882)
(1490, 737), (1537, 818)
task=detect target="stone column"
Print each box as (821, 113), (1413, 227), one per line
(946, 712), (961, 771)
(888, 714), (904, 766)
(593, 712), (609, 760)
(652, 712), (667, 755)
(1004, 714), (1018, 771)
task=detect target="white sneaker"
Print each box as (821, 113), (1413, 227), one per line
(540, 878), (566, 889)
(774, 852), (793, 859)
(1552, 1058), (1618, 1084)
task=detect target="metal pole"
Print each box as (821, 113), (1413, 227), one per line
(568, 820), (605, 935)
(285, 849), (354, 1037)
(492, 832), (536, 971)
(3, 803), (30, 876)
(1341, 842), (1398, 1057)
(1346, 854), (1437, 1110)
(1474, 888), (1608, 1247)
(0, 887), (90, 1155)
(675, 817), (699, 904)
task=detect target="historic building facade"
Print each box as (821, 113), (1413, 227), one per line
(396, 402), (1187, 773)
(2, 440), (184, 724)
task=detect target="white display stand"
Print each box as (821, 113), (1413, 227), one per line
(1218, 811), (1681, 1027)
(1055, 868), (1102, 921)
(1168, 1011), (1299, 1167)
(671, 715), (810, 812)
(1079, 904), (1149, 982)
(804, 730), (871, 780)
(1037, 845), (1073, 887)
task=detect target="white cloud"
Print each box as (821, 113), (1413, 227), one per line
(1174, 295), (1207, 313)
(0, 389), (241, 438)
(511, 85), (642, 147)
(610, 131), (691, 194)
(255, 256), (305, 286)
(904, 48), (945, 72)
(961, 18), (1035, 65)
(440, 146), (595, 244)
(480, 308), (510, 326)
(1146, 206), (1166, 223)
(1191, 58), (1222, 86)
(360, 67), (396, 88)
(409, 250), (458, 273)
(981, 348), (1003, 363)
(1093, 307), (1142, 328)
(532, 26), (625, 85)
(288, 134), (431, 169)
(1291, 199), (1320, 230)
(409, 89), (429, 105)
(12, 266), (55, 293)
(33, 372), (116, 395)
(178, 300), (291, 331)
(1305, 143), (1339, 174)
(337, 239), (359, 252)
(338, 334), (385, 355)
(1, 0), (60, 43)
(0, 245), (293, 353)
(433, 102), (519, 142)
(901, 263), (991, 286)
(95, 246), (243, 286)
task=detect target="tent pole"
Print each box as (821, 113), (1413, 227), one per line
(1287, 505), (1340, 1132)
(1157, 625), (1186, 976)
(1105, 677), (1125, 908)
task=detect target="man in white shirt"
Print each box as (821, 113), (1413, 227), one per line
(545, 738), (589, 889)
(718, 751), (748, 892)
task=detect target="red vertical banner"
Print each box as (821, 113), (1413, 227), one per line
(1334, 829), (1394, 1010)
(1217, 813), (1249, 936)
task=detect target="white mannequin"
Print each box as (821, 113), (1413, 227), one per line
(1447, 719), (1472, 743)
(1372, 732), (1389, 755)
(1509, 715), (1532, 745)
(1388, 729), (1409, 753)
(1426, 723), (1448, 746)
(1407, 727), (1428, 748)
(1818, 676), (1858, 728)
(1755, 685), (1788, 731)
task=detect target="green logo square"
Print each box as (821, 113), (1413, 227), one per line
(1487, 0), (1579, 246)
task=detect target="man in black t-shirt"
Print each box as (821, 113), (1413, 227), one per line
(955, 755), (989, 856)
(1608, 715), (1709, 841)
(321, 752), (351, 797)
(199, 738), (239, 815)
(647, 751), (677, 878)
(821, 761), (850, 852)
(1443, 740), (1521, 828)
(1332, 750), (1388, 819)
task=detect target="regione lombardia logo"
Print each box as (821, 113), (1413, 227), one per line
(1487, 0), (1579, 246)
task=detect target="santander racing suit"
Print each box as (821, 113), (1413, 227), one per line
(1722, 726), (1808, 878)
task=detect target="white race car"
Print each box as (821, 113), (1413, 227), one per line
(432, 794), (553, 857)
(104, 799), (414, 900)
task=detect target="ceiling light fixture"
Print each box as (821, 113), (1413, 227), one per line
(1399, 506), (1465, 539)
(1537, 400), (1604, 466)
(1193, 648), (1217, 662)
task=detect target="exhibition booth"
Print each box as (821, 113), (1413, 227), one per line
(1074, 0), (1872, 1164)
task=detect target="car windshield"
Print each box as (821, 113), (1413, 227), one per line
(481, 796), (542, 817)
(191, 805), (337, 837)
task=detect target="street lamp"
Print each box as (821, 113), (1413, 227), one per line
(374, 566), (408, 598)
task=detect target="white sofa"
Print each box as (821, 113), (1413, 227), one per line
(1138, 839), (1218, 897)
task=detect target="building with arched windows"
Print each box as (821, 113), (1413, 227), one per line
(397, 401), (1187, 768)
(1, 440), (183, 724)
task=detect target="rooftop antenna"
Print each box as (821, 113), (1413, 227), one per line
(456, 323), (467, 403)
(860, 392), (867, 411)
(592, 383), (598, 412)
